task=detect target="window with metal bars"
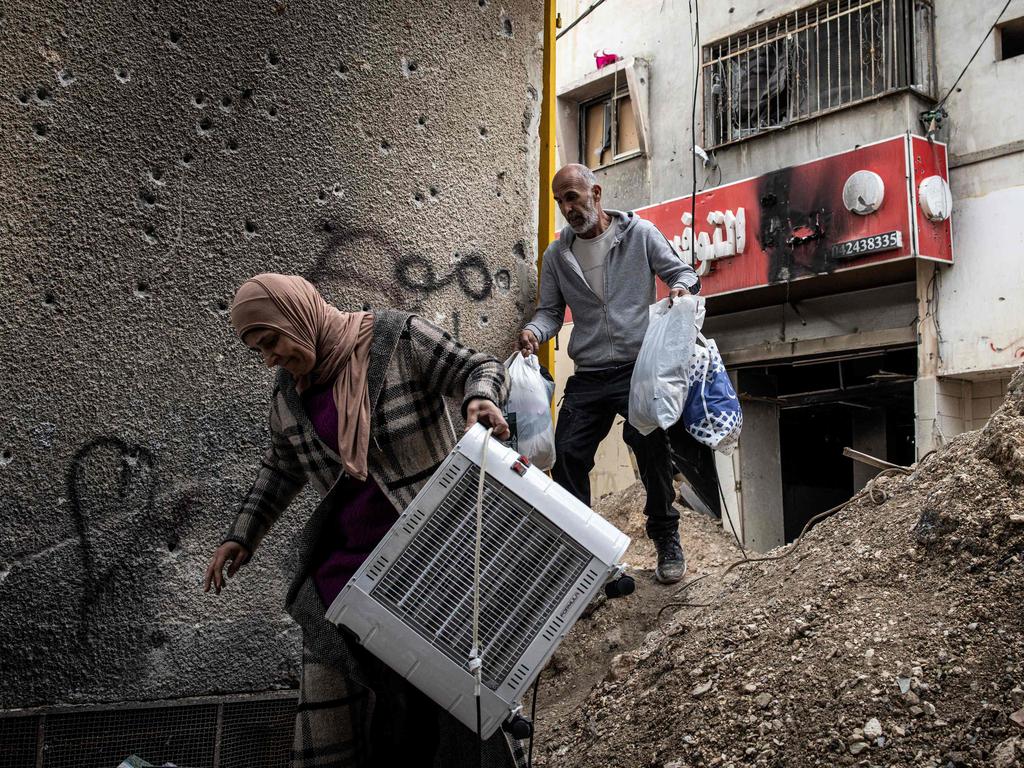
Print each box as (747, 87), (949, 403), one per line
(703, 0), (935, 148)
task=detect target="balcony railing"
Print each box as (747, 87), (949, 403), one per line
(703, 0), (935, 148)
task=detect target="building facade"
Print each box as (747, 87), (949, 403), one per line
(553, 0), (1024, 549)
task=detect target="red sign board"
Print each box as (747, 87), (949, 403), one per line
(636, 134), (952, 298)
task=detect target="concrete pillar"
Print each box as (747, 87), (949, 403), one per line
(852, 407), (887, 491)
(737, 399), (785, 552)
(0, 3), (542, 709)
(915, 260), (941, 458)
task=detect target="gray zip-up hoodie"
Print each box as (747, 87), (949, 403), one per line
(524, 210), (700, 371)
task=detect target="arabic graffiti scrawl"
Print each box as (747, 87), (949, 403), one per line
(306, 224), (495, 312)
(395, 253), (493, 302)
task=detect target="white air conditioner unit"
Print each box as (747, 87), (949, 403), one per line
(326, 423), (631, 738)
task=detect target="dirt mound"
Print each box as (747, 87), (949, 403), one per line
(533, 367), (1024, 768)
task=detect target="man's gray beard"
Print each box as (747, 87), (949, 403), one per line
(570, 205), (599, 235)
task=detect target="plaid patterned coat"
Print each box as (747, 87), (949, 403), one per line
(224, 309), (524, 768)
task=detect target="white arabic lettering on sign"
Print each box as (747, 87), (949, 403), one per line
(670, 207), (746, 276)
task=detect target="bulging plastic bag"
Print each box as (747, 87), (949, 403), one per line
(628, 295), (701, 436)
(683, 334), (743, 454)
(504, 353), (556, 470)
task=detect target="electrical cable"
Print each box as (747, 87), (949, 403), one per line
(527, 671), (542, 767)
(716, 462), (746, 560)
(555, 0), (610, 40)
(935, 0), (1012, 109)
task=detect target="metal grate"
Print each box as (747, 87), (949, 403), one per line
(43, 704), (218, 768)
(703, 0), (934, 147)
(0, 693), (296, 768)
(0, 714), (38, 768)
(371, 466), (591, 690)
(219, 698), (295, 768)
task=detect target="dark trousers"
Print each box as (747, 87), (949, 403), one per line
(667, 420), (722, 517)
(552, 362), (679, 540)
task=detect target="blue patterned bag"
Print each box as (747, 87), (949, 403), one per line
(683, 334), (743, 454)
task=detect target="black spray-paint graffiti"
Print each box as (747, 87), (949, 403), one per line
(305, 226), (389, 296)
(394, 252), (493, 302)
(66, 437), (189, 639)
(305, 224), (500, 339)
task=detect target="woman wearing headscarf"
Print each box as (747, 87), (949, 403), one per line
(203, 274), (523, 768)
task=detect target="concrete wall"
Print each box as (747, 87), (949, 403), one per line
(933, 0), (1024, 158)
(939, 167), (1024, 377)
(916, 373), (1012, 452)
(0, 1), (542, 709)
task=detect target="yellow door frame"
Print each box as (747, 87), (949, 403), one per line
(537, 0), (558, 378)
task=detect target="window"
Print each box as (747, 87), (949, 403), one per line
(703, 0), (935, 148)
(580, 91), (640, 168)
(998, 17), (1024, 60)
(556, 57), (651, 170)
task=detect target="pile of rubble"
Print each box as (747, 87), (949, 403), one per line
(535, 366), (1024, 768)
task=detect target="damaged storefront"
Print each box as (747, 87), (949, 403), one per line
(633, 134), (953, 550)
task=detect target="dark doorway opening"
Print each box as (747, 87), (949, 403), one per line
(779, 403), (853, 541)
(741, 346), (916, 543)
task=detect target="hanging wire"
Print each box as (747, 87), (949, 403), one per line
(935, 0), (1011, 109)
(556, 0), (611, 40)
(527, 672), (542, 767)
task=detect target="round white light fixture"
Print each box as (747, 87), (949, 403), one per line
(842, 170), (885, 215)
(918, 175), (952, 222)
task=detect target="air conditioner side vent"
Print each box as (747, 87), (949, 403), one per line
(365, 555), (390, 582)
(401, 507), (427, 536)
(435, 464), (461, 490)
(507, 662), (531, 690)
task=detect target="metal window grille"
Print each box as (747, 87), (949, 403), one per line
(703, 0), (935, 148)
(0, 693), (296, 768)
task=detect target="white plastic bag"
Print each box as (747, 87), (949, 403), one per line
(504, 353), (557, 470)
(628, 295), (701, 436)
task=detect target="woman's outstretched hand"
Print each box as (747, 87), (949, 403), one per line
(465, 397), (510, 440)
(203, 541), (252, 594)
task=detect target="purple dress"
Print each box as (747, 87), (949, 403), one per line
(302, 381), (398, 606)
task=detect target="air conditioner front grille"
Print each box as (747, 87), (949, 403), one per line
(370, 465), (590, 689)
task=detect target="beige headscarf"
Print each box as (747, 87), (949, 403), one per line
(230, 273), (375, 481)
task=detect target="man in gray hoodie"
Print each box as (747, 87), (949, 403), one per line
(518, 163), (700, 584)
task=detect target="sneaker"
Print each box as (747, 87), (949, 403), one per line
(653, 532), (687, 584)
